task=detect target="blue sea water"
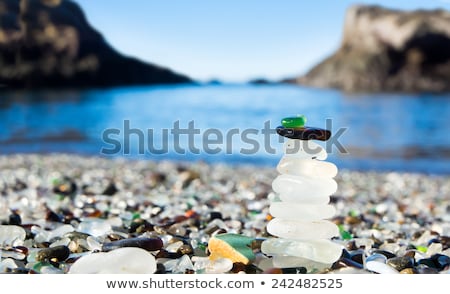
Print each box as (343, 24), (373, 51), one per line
(0, 84), (449, 174)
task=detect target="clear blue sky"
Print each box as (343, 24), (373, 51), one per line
(75, 0), (449, 82)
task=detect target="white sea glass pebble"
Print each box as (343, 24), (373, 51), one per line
(366, 261), (399, 274)
(0, 258), (19, 272)
(272, 175), (337, 198)
(272, 256), (331, 272)
(77, 220), (112, 237)
(68, 247), (157, 274)
(284, 139), (327, 160)
(278, 193), (330, 205)
(261, 238), (343, 264)
(267, 218), (339, 239)
(269, 202), (336, 220)
(277, 157), (338, 178)
(0, 225), (26, 246)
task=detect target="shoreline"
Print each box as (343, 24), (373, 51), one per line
(1, 151), (449, 176)
(0, 153), (449, 274)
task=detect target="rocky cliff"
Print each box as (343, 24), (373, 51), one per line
(0, 0), (192, 88)
(295, 5), (450, 93)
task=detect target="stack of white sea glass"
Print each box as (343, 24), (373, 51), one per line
(262, 118), (343, 271)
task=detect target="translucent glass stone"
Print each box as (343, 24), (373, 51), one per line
(277, 157), (337, 178)
(68, 247), (157, 274)
(272, 175), (337, 203)
(269, 202), (336, 220)
(0, 225), (26, 246)
(283, 139), (327, 160)
(261, 238), (343, 264)
(267, 219), (339, 239)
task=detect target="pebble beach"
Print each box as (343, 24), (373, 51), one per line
(0, 154), (449, 274)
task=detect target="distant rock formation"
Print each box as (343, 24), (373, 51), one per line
(0, 0), (192, 88)
(294, 5), (450, 93)
(248, 78), (273, 85)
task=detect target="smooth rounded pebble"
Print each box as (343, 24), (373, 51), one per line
(269, 202), (336, 220)
(272, 175), (337, 202)
(278, 193), (330, 205)
(208, 233), (255, 264)
(68, 247), (157, 274)
(261, 238), (343, 264)
(281, 115), (307, 128)
(102, 237), (163, 252)
(77, 220), (112, 237)
(205, 258), (233, 274)
(366, 261), (399, 274)
(267, 219), (339, 239)
(0, 258), (19, 272)
(36, 245), (70, 262)
(283, 139), (327, 160)
(272, 256), (331, 272)
(277, 126), (331, 141)
(0, 225), (26, 246)
(277, 157), (338, 179)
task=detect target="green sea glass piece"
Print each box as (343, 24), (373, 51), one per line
(338, 224), (353, 240)
(281, 115), (307, 128)
(208, 233), (255, 264)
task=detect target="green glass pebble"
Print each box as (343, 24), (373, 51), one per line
(209, 233), (256, 264)
(281, 115), (307, 128)
(33, 261), (53, 273)
(338, 225), (353, 240)
(416, 245), (427, 253)
(215, 233), (254, 249)
(349, 210), (359, 217)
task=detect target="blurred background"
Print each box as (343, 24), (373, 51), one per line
(1, 0), (449, 174)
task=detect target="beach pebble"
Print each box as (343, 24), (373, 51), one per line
(86, 236), (102, 251)
(267, 219), (339, 239)
(102, 237), (163, 252)
(205, 257), (233, 274)
(261, 238), (343, 264)
(272, 256), (331, 272)
(399, 268), (415, 274)
(387, 256), (414, 271)
(0, 247), (27, 260)
(34, 224), (75, 243)
(332, 257), (364, 269)
(281, 115), (307, 128)
(0, 258), (19, 272)
(0, 225), (26, 246)
(164, 254), (194, 273)
(36, 245), (71, 262)
(354, 238), (374, 249)
(208, 233), (255, 264)
(68, 247), (157, 274)
(277, 157), (337, 178)
(77, 220), (112, 237)
(283, 139), (327, 160)
(272, 175), (337, 203)
(366, 261), (399, 274)
(192, 256), (233, 274)
(366, 253), (388, 263)
(277, 126), (331, 141)
(166, 241), (184, 253)
(269, 202), (336, 220)
(40, 265), (64, 274)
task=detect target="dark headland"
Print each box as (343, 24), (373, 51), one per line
(288, 5), (450, 93)
(0, 0), (192, 89)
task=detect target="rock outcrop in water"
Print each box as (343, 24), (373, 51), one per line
(293, 5), (450, 93)
(0, 0), (192, 88)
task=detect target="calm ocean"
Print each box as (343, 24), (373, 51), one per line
(1, 84), (449, 174)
